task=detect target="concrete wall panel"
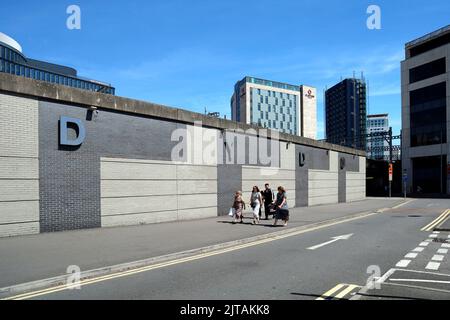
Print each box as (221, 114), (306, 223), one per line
(100, 157), (218, 226)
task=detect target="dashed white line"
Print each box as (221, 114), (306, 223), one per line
(396, 260), (411, 268)
(431, 255), (444, 262)
(405, 253), (418, 259)
(413, 247), (425, 252)
(419, 242), (430, 247)
(425, 262), (441, 271)
(437, 248), (448, 254)
(429, 234), (438, 238)
(442, 243), (450, 248)
(425, 239), (433, 242)
(433, 231), (440, 234)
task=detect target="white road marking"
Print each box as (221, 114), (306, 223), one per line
(389, 278), (450, 284)
(431, 255), (444, 262)
(306, 234), (353, 250)
(376, 268), (396, 284)
(433, 231), (440, 234)
(413, 247), (424, 252)
(391, 199), (414, 209)
(437, 248), (448, 254)
(429, 234), (438, 238)
(392, 268), (450, 276)
(405, 253), (418, 259)
(425, 262), (441, 270)
(419, 242), (430, 247)
(442, 243), (450, 248)
(425, 239), (433, 242)
(396, 260), (411, 268)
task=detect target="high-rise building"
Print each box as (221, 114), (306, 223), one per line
(325, 78), (367, 149)
(401, 25), (450, 194)
(0, 32), (115, 94)
(230, 76), (317, 139)
(367, 114), (389, 160)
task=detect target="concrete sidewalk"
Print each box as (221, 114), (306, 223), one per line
(0, 198), (405, 289)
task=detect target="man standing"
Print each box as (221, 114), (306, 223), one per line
(261, 183), (274, 220)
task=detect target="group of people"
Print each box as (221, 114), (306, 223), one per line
(230, 183), (289, 227)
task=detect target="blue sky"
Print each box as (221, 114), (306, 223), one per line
(2, 0), (449, 138)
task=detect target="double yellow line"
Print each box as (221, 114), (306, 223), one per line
(421, 209), (450, 232)
(316, 283), (361, 300)
(3, 211), (379, 300)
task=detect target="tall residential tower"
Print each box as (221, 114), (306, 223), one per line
(325, 78), (367, 149)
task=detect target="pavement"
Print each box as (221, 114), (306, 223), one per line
(0, 198), (404, 292)
(3, 198), (449, 300)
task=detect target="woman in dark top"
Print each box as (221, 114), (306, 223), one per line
(273, 186), (289, 227)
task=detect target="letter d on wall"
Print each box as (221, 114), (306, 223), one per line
(60, 116), (86, 146)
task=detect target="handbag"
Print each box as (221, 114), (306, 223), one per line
(228, 207), (235, 217)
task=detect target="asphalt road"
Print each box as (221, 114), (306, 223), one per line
(9, 199), (450, 300)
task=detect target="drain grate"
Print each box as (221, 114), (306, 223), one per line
(432, 238), (449, 243)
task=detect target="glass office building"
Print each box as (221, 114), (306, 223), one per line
(0, 32), (114, 95)
(401, 25), (450, 194)
(325, 78), (367, 150)
(366, 114), (389, 160)
(230, 76), (317, 139)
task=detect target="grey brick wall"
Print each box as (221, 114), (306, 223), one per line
(39, 101), (184, 232)
(295, 145), (329, 207)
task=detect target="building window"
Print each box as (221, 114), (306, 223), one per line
(409, 58), (446, 84)
(410, 82), (447, 147)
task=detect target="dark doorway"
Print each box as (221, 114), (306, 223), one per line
(412, 155), (447, 194)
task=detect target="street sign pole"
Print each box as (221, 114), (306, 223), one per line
(388, 128), (393, 198)
(389, 163), (393, 198)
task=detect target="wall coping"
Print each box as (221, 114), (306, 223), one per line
(0, 72), (365, 156)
